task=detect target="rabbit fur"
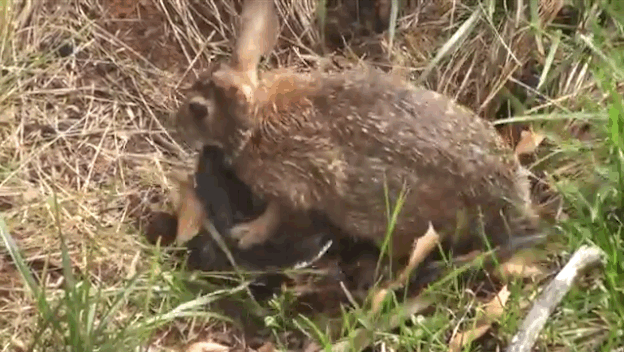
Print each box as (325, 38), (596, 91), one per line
(174, 0), (543, 263)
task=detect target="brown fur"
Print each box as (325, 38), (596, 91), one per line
(174, 0), (542, 260)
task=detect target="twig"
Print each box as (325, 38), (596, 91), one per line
(505, 245), (606, 352)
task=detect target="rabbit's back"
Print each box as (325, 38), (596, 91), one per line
(318, 68), (516, 179)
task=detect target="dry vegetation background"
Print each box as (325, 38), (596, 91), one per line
(0, 0), (622, 351)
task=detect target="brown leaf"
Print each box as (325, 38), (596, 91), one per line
(483, 285), (510, 320)
(448, 285), (510, 352)
(398, 222), (442, 284)
(170, 172), (205, 245)
(515, 129), (546, 156)
(371, 288), (390, 313)
(257, 342), (276, 352)
(371, 222), (441, 313)
(498, 251), (547, 280)
(448, 323), (492, 352)
(302, 341), (323, 352)
(185, 341), (230, 352)
(168, 171), (189, 205)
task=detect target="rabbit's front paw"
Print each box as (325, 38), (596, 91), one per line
(230, 219), (272, 249)
(230, 200), (282, 249)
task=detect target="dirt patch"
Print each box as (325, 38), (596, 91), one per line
(100, 0), (188, 74)
(0, 256), (26, 301)
(97, 0), (252, 85)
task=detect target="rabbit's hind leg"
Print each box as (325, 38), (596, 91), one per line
(230, 200), (282, 250)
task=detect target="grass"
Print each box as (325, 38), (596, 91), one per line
(0, 0), (623, 351)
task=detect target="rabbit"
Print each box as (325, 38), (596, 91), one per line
(174, 0), (544, 266)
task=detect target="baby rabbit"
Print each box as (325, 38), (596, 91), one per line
(174, 0), (543, 264)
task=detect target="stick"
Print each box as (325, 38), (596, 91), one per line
(505, 245), (606, 352)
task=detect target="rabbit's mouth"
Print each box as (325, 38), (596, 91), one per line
(200, 139), (224, 151)
(188, 135), (223, 153)
(174, 121), (218, 152)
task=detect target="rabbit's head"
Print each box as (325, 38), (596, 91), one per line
(175, 0), (280, 152)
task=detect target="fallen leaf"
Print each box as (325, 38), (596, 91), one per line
(371, 288), (389, 314)
(185, 341), (230, 352)
(371, 222), (441, 313)
(498, 251), (547, 280)
(397, 222), (442, 285)
(449, 323), (492, 352)
(257, 342), (276, 352)
(515, 129), (546, 156)
(168, 170), (190, 208)
(483, 285), (510, 320)
(125, 251), (141, 280)
(171, 173), (206, 245)
(302, 340), (323, 352)
(448, 285), (510, 352)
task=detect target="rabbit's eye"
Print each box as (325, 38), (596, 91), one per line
(188, 101), (208, 121)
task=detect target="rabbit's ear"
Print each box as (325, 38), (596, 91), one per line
(230, 0), (280, 87)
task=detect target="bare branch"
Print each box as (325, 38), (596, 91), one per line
(506, 245), (606, 352)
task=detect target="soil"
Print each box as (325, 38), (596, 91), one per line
(100, 0), (186, 72)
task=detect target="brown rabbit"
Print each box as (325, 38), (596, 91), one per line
(174, 0), (543, 263)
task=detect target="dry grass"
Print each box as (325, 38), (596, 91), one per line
(0, 0), (622, 351)
(0, 0), (195, 348)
